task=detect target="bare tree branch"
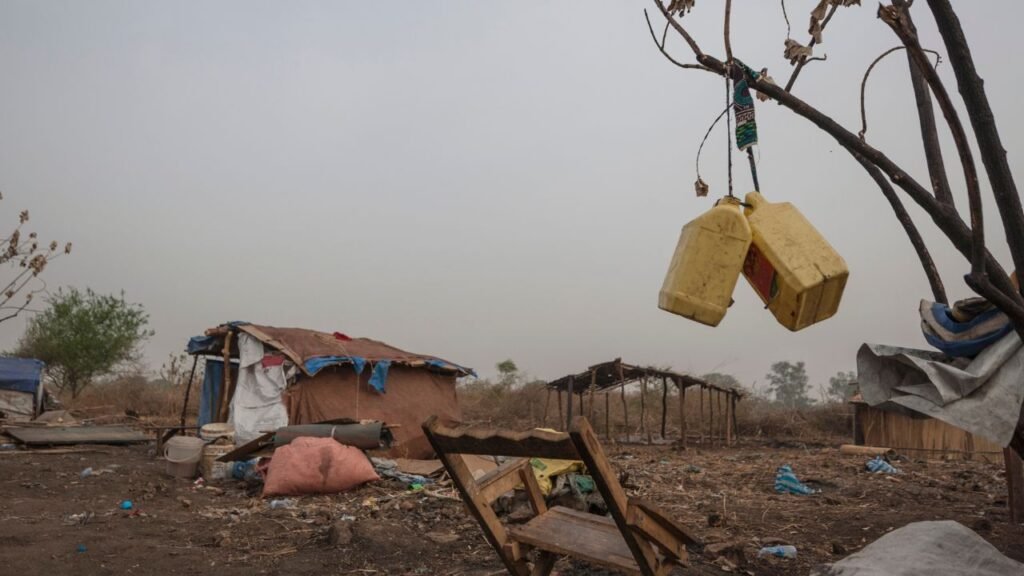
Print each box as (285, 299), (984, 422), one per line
(644, 10), (712, 72)
(880, 5), (985, 281)
(724, 0), (734, 62)
(859, 46), (940, 141)
(651, 0), (1020, 303)
(784, 4), (838, 91)
(855, 154), (947, 303)
(926, 0), (1024, 290)
(895, 0), (955, 208)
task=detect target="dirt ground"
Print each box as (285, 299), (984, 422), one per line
(0, 438), (1021, 576)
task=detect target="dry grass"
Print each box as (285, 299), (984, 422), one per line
(60, 355), (203, 425)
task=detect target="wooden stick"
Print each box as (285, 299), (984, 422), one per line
(699, 386), (705, 444)
(708, 387), (714, 445)
(640, 377), (649, 444)
(566, 376), (575, 431)
(557, 390), (563, 430)
(660, 376), (668, 439)
(217, 331), (234, 422)
(619, 363), (629, 439)
(542, 389), (551, 428)
(678, 381), (687, 449)
(605, 391), (611, 440)
(588, 369), (597, 421)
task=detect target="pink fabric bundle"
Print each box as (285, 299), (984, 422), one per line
(263, 437), (379, 497)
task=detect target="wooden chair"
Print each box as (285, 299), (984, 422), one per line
(423, 415), (700, 576)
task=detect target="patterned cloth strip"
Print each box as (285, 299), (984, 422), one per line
(732, 60), (760, 151)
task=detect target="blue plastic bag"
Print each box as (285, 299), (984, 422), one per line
(866, 456), (900, 474)
(774, 464), (818, 495)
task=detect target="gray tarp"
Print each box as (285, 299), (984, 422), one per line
(812, 521), (1023, 576)
(857, 332), (1024, 446)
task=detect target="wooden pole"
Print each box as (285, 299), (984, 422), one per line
(640, 377), (649, 444)
(732, 395), (739, 444)
(1005, 447), (1024, 524)
(588, 369), (597, 421)
(660, 376), (668, 439)
(217, 331), (234, 422)
(717, 390), (724, 445)
(566, 376), (575, 430)
(678, 380), (687, 449)
(605, 391), (611, 439)
(708, 387), (715, 445)
(557, 389), (564, 429)
(542, 389), (551, 427)
(619, 363), (629, 440)
(725, 393), (733, 445)
(178, 354), (199, 428)
(699, 386), (705, 444)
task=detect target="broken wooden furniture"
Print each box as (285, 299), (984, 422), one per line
(423, 415), (700, 576)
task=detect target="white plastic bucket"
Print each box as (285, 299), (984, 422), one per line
(200, 423), (235, 444)
(164, 436), (204, 478)
(201, 443), (235, 481)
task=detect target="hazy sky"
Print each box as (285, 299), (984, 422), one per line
(1, 1), (1021, 396)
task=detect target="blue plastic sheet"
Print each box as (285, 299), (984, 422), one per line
(0, 358), (44, 395)
(369, 360), (391, 394)
(304, 356), (366, 377)
(198, 359), (225, 426)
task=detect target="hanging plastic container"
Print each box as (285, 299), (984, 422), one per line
(742, 191), (848, 331)
(659, 196), (752, 327)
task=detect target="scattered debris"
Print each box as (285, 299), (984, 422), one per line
(866, 456), (900, 475)
(775, 464), (819, 495)
(758, 545), (797, 559)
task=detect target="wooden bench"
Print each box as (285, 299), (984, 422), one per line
(423, 416), (700, 576)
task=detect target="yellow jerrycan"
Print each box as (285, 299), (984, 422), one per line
(741, 191), (848, 331)
(659, 196), (752, 327)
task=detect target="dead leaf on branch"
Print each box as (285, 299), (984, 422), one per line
(755, 70), (775, 102)
(667, 0), (695, 17)
(784, 39), (813, 64)
(695, 178), (709, 198)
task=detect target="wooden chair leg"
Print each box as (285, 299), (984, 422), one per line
(531, 551), (558, 576)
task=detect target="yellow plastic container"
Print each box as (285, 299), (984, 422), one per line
(659, 197), (752, 326)
(742, 191), (848, 331)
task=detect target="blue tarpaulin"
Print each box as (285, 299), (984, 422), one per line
(0, 358), (45, 395)
(304, 355), (367, 377)
(199, 359), (227, 426)
(369, 360), (391, 393)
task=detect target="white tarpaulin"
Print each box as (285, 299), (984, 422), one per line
(229, 333), (290, 443)
(813, 521), (1023, 576)
(857, 332), (1024, 446)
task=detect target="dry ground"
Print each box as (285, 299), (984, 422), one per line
(0, 438), (1020, 575)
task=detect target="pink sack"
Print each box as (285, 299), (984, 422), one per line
(263, 436), (379, 497)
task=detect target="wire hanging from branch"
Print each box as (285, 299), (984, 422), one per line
(694, 103), (733, 198)
(726, 75), (734, 197)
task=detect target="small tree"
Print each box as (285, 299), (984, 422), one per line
(824, 370), (857, 403)
(496, 359), (520, 388)
(14, 288), (153, 398)
(766, 361), (814, 408)
(0, 197), (71, 323)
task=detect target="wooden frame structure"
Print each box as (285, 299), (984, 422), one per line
(544, 358), (741, 447)
(423, 416), (700, 576)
